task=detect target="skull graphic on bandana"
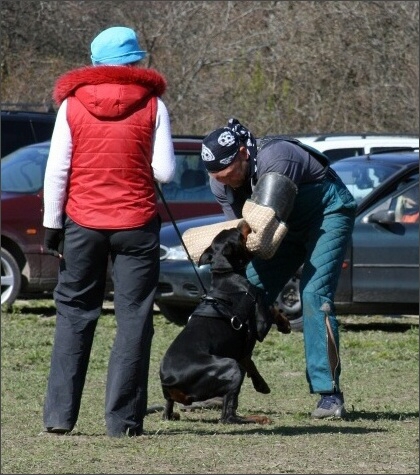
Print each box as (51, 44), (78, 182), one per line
(218, 130), (236, 147)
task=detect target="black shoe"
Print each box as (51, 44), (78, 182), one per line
(107, 426), (144, 437)
(42, 427), (71, 435)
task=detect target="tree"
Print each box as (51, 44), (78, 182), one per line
(1, 1), (418, 135)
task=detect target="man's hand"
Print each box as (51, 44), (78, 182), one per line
(44, 228), (64, 258)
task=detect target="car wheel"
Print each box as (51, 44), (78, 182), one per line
(1, 247), (21, 306)
(157, 302), (195, 326)
(274, 275), (303, 332)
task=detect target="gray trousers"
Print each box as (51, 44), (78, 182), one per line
(43, 216), (160, 436)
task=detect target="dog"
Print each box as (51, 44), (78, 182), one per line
(159, 222), (291, 425)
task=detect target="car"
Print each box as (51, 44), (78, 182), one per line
(1, 136), (223, 305)
(298, 134), (419, 162)
(155, 149), (419, 330)
(1, 109), (57, 158)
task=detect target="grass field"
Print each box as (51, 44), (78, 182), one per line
(1, 299), (418, 474)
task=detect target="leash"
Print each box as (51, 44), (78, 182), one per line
(155, 183), (208, 296)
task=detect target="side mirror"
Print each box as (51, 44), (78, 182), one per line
(367, 209), (396, 224)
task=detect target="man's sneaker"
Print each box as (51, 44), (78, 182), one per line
(311, 392), (347, 419)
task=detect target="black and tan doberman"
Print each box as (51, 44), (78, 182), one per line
(159, 223), (291, 425)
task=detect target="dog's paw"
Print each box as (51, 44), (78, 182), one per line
(162, 411), (181, 421)
(251, 377), (271, 394)
(221, 414), (272, 425)
(245, 415), (272, 425)
(170, 412), (181, 421)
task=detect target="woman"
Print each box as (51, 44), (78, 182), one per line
(42, 26), (176, 437)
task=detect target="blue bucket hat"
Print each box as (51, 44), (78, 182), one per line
(91, 26), (146, 65)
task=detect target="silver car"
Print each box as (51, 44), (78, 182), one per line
(156, 150), (419, 331)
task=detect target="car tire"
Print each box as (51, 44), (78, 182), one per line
(157, 302), (195, 326)
(274, 274), (303, 332)
(1, 247), (21, 306)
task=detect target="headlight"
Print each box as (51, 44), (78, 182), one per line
(160, 244), (188, 261)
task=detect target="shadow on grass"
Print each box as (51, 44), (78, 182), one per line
(17, 306), (56, 317)
(177, 409), (419, 426)
(49, 409), (419, 437)
(13, 304), (116, 317)
(12, 310), (419, 334)
(340, 321), (418, 333)
(62, 423), (387, 438)
(141, 423), (387, 437)
(345, 409), (419, 421)
(171, 406), (419, 420)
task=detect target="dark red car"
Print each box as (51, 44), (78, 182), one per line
(1, 138), (222, 305)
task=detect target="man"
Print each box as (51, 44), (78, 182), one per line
(186, 118), (356, 418)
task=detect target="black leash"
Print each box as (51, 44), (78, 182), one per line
(155, 183), (208, 296)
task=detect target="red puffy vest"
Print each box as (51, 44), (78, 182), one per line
(53, 65), (167, 229)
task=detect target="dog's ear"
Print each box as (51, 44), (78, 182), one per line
(210, 242), (235, 271)
(198, 246), (213, 266)
(199, 227), (251, 272)
(197, 228), (236, 267)
(252, 290), (275, 342)
(214, 230), (243, 271)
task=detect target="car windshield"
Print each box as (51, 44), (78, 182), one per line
(332, 161), (401, 203)
(1, 145), (50, 193)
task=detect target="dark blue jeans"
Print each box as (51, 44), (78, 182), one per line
(43, 216), (160, 436)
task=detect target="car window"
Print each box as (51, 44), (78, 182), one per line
(159, 152), (214, 202)
(2, 142), (215, 204)
(362, 172), (419, 223)
(370, 146), (417, 153)
(323, 148), (364, 161)
(392, 183), (419, 223)
(31, 121), (56, 143)
(1, 115), (56, 157)
(1, 145), (49, 193)
(333, 161), (400, 203)
(1, 120), (36, 158)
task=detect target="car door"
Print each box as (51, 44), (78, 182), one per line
(351, 171), (419, 303)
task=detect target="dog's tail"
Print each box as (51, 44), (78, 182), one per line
(145, 404), (165, 415)
(240, 355), (271, 394)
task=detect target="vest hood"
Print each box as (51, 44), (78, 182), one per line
(53, 65), (166, 119)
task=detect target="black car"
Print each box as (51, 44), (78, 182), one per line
(1, 110), (57, 158)
(156, 150), (419, 330)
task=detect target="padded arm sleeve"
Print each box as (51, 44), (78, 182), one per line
(182, 219), (244, 264)
(242, 173), (298, 259)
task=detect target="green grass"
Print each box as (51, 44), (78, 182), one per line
(1, 300), (419, 474)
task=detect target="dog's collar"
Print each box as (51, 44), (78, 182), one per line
(194, 296), (245, 330)
(189, 287), (258, 330)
